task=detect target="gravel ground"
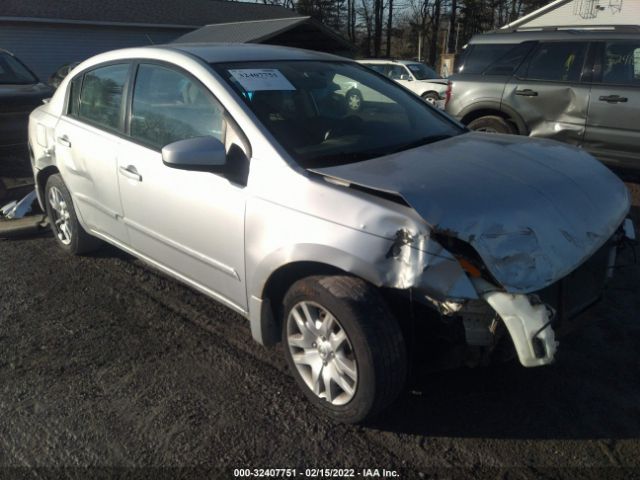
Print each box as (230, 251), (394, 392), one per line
(1, 151), (639, 479)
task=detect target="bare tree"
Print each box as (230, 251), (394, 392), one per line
(290, 0), (549, 60)
(385, 0), (393, 57)
(373, 0), (385, 56)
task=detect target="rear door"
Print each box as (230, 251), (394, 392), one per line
(583, 40), (640, 169)
(502, 41), (591, 146)
(54, 62), (130, 243)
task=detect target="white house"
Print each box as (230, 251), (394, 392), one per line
(503, 0), (640, 30)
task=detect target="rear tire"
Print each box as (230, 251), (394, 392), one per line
(282, 275), (407, 423)
(468, 115), (515, 134)
(44, 174), (101, 255)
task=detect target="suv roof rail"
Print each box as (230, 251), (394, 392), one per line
(497, 24), (640, 34)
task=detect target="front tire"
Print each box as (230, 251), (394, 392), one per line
(421, 91), (440, 106)
(282, 275), (407, 423)
(44, 174), (101, 255)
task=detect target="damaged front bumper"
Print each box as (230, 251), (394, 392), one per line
(483, 290), (556, 367)
(419, 218), (635, 368)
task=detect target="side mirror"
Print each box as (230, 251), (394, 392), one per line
(400, 74), (413, 81)
(162, 136), (226, 171)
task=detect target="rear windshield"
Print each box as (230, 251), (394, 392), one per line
(0, 52), (38, 84)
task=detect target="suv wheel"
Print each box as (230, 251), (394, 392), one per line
(468, 115), (515, 134)
(282, 275), (407, 423)
(44, 174), (101, 254)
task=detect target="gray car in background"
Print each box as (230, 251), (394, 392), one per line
(446, 26), (640, 171)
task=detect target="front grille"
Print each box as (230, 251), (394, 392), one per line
(536, 239), (613, 328)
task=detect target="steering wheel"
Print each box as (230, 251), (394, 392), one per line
(323, 116), (363, 141)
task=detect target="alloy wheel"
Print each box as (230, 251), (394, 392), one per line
(286, 301), (358, 405)
(48, 186), (72, 245)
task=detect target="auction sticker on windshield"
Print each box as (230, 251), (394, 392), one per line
(229, 69), (295, 91)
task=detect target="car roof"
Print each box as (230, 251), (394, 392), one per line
(166, 43), (351, 63)
(469, 28), (640, 45)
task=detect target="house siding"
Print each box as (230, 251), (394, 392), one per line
(0, 23), (188, 81)
(524, 0), (640, 28)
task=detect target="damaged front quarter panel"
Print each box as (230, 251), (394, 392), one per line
(379, 227), (479, 300)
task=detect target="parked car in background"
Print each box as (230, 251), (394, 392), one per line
(29, 44), (633, 423)
(0, 49), (52, 149)
(358, 59), (448, 107)
(48, 62), (80, 90)
(446, 26), (640, 172)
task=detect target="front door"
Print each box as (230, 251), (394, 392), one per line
(503, 41), (591, 146)
(583, 40), (640, 169)
(385, 64), (418, 94)
(117, 63), (248, 310)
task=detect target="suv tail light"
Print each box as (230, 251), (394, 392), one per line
(444, 81), (452, 107)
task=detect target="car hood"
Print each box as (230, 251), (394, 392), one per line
(421, 79), (448, 86)
(311, 132), (630, 293)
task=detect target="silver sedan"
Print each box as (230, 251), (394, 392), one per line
(29, 43), (634, 423)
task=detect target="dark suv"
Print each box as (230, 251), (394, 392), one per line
(0, 49), (52, 149)
(446, 27), (640, 171)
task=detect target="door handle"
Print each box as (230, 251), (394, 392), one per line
(119, 165), (142, 182)
(57, 135), (71, 147)
(515, 89), (538, 97)
(599, 95), (628, 103)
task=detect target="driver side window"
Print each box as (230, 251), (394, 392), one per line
(130, 63), (226, 149)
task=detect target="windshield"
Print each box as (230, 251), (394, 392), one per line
(213, 61), (461, 168)
(0, 53), (38, 84)
(406, 63), (440, 80)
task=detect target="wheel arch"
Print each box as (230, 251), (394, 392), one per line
(35, 165), (60, 210)
(459, 101), (528, 135)
(248, 245), (387, 347)
(420, 90), (440, 98)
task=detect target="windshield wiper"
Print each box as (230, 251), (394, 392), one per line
(304, 150), (382, 167)
(303, 134), (455, 167)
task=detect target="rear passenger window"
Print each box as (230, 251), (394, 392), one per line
(457, 44), (514, 74)
(483, 42), (536, 75)
(523, 42), (587, 82)
(130, 63), (225, 149)
(601, 41), (640, 85)
(78, 64), (129, 130)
